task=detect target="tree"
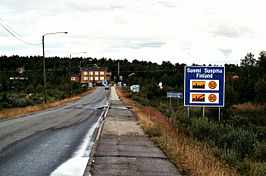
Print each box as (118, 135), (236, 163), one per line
(254, 79), (266, 109)
(257, 51), (266, 80)
(240, 52), (256, 67)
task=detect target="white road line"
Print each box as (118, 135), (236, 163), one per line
(50, 115), (103, 176)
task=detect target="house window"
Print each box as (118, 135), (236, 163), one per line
(90, 77), (93, 80)
(95, 71), (99, 75)
(100, 77), (104, 80)
(84, 71), (88, 75)
(95, 77), (99, 80)
(84, 77), (88, 80)
(71, 77), (75, 81)
(100, 71), (104, 75)
(89, 72), (93, 75)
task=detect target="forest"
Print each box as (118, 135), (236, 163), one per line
(0, 51), (265, 175)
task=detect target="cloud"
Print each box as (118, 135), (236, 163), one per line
(158, 1), (177, 8)
(0, 0), (266, 65)
(117, 41), (166, 49)
(219, 49), (232, 57)
(208, 21), (253, 38)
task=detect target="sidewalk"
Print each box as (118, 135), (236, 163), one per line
(84, 87), (181, 176)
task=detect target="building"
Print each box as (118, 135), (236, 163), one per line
(80, 67), (108, 84)
(70, 73), (80, 82)
(106, 72), (112, 81)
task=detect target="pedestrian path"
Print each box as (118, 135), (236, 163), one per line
(84, 87), (181, 176)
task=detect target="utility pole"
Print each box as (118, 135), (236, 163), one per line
(42, 35), (47, 104)
(118, 62), (120, 79)
(68, 55), (72, 98)
(42, 32), (68, 104)
(68, 52), (86, 98)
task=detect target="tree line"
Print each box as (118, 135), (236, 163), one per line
(0, 51), (265, 107)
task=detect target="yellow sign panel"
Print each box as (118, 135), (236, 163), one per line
(192, 81), (205, 89)
(208, 94), (217, 102)
(192, 94), (205, 102)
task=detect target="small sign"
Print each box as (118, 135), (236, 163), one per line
(167, 92), (183, 98)
(102, 80), (107, 85)
(132, 85), (140, 92)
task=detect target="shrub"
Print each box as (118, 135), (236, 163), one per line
(214, 148), (239, 166)
(25, 85), (34, 94)
(174, 110), (191, 125)
(47, 89), (65, 100)
(217, 128), (259, 159)
(0, 102), (13, 108)
(228, 114), (250, 128)
(35, 84), (43, 93)
(157, 103), (168, 114)
(145, 125), (161, 137)
(7, 95), (28, 107)
(131, 94), (150, 106)
(189, 117), (212, 141)
(254, 142), (266, 162)
(32, 94), (44, 104)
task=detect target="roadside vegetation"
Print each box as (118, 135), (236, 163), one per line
(114, 51), (266, 176)
(117, 86), (265, 176)
(0, 87), (95, 120)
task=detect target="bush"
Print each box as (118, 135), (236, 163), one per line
(189, 117), (213, 141)
(174, 110), (191, 125)
(145, 125), (161, 137)
(7, 95), (28, 107)
(217, 128), (259, 159)
(157, 103), (168, 114)
(227, 115), (250, 128)
(254, 142), (266, 162)
(0, 102), (13, 108)
(47, 89), (65, 100)
(35, 84), (43, 93)
(131, 94), (150, 106)
(32, 94), (44, 104)
(25, 85), (34, 94)
(214, 148), (240, 166)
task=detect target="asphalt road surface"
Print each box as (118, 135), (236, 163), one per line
(0, 87), (109, 176)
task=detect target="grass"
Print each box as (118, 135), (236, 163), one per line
(0, 87), (95, 120)
(116, 87), (239, 176)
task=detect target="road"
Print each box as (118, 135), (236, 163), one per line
(0, 87), (109, 176)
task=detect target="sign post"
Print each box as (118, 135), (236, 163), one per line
(167, 92), (183, 107)
(184, 66), (225, 120)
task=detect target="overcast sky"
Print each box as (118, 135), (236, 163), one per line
(1, 0), (265, 65)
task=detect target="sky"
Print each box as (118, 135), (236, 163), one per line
(0, 0), (266, 65)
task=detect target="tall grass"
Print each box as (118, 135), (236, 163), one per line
(117, 87), (239, 176)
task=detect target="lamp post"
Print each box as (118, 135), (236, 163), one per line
(42, 32), (67, 104)
(68, 52), (86, 98)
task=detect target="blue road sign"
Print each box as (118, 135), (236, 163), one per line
(102, 80), (107, 85)
(167, 92), (183, 98)
(132, 85), (140, 92)
(184, 66), (225, 107)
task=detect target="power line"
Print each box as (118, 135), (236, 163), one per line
(0, 20), (41, 46)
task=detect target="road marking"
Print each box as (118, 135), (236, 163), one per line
(50, 115), (103, 176)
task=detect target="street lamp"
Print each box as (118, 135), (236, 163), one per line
(42, 32), (68, 104)
(68, 51), (86, 98)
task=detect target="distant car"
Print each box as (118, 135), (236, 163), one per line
(105, 85), (110, 90)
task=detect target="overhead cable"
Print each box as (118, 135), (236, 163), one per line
(0, 20), (41, 46)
